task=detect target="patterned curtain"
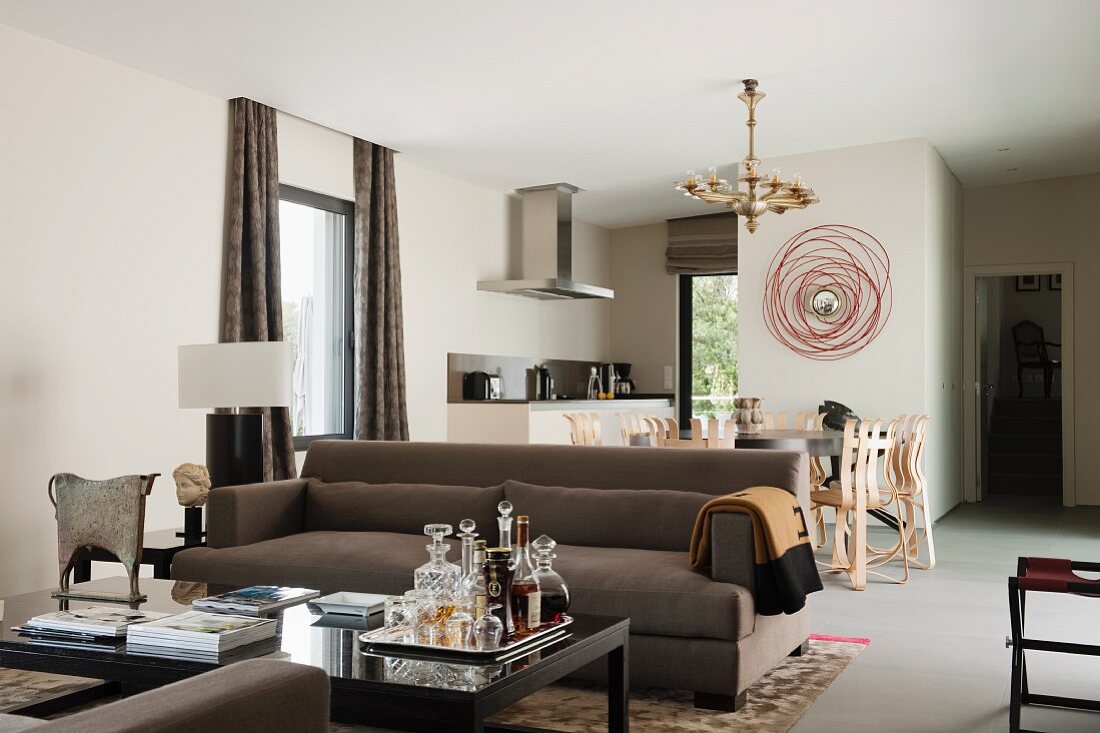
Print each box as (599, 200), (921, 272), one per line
(223, 98), (297, 480)
(353, 139), (409, 440)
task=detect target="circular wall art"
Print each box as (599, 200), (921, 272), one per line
(763, 225), (892, 360)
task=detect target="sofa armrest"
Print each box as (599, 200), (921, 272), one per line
(709, 512), (756, 596)
(207, 479), (308, 548)
(36, 659), (329, 732)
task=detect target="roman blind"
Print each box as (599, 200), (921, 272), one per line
(665, 212), (738, 275)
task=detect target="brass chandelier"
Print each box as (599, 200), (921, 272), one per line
(675, 79), (819, 233)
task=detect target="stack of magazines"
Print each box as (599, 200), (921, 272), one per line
(13, 606), (171, 651)
(192, 586), (319, 616)
(126, 611), (278, 662)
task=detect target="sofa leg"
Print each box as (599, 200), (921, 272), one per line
(694, 691), (746, 712)
(789, 639), (810, 657)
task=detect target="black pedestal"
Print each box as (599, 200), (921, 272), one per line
(175, 507), (206, 541)
(206, 413), (264, 488)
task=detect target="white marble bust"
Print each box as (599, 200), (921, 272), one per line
(172, 463), (211, 507)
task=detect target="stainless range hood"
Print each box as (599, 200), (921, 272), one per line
(477, 183), (614, 300)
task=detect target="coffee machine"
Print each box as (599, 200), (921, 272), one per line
(613, 363), (637, 395)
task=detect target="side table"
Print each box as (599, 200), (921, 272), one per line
(73, 529), (205, 583)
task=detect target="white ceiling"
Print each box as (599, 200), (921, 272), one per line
(3, 0), (1099, 229)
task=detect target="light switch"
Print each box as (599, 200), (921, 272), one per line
(664, 366), (674, 390)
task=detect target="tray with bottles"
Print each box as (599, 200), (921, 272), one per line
(359, 614), (574, 663)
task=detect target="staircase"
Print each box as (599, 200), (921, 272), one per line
(987, 398), (1062, 497)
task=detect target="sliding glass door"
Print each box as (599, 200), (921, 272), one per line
(678, 274), (739, 426)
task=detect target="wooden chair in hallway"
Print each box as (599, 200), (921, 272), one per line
(812, 418), (909, 590)
(1012, 320), (1061, 398)
(564, 412), (602, 446)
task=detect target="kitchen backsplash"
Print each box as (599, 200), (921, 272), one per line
(448, 353), (614, 401)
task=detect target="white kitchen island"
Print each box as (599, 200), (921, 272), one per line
(446, 399), (674, 446)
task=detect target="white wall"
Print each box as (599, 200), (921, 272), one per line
(923, 146), (965, 521)
(738, 138), (962, 520)
(0, 24), (227, 596)
(609, 223), (677, 394)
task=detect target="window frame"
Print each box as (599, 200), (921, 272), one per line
(278, 183), (355, 450)
(678, 272), (738, 426)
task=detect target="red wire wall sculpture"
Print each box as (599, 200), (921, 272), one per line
(763, 225), (892, 360)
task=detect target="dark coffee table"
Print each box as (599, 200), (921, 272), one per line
(0, 577), (629, 732)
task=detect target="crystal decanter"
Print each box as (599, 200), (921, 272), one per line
(460, 539), (489, 619)
(497, 501), (514, 550)
(414, 523), (462, 600)
(532, 534), (570, 623)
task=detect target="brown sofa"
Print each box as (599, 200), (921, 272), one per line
(173, 440), (812, 711)
(0, 660), (329, 732)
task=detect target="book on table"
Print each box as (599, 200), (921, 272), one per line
(126, 637), (283, 663)
(126, 611), (277, 653)
(23, 606), (172, 638)
(192, 586), (320, 616)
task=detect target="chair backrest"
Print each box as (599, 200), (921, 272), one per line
(837, 418), (897, 511)
(707, 418), (736, 449)
(764, 411), (814, 430)
(564, 412), (602, 446)
(1012, 320), (1050, 363)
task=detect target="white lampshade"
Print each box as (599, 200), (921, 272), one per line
(178, 342), (293, 409)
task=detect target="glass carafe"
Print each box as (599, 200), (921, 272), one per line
(460, 539), (489, 619)
(532, 534), (570, 623)
(414, 524), (462, 601)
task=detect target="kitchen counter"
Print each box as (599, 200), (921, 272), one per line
(446, 398), (674, 445)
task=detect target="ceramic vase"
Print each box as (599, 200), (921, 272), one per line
(734, 398), (764, 434)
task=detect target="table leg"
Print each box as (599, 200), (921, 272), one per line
(151, 552), (173, 580)
(73, 551), (91, 584)
(608, 638), (629, 733)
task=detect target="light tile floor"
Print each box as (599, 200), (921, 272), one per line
(793, 496), (1100, 733)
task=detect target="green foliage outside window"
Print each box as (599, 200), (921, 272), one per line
(691, 275), (738, 418)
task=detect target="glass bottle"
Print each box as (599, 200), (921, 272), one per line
(510, 515), (541, 634)
(457, 518), (478, 577)
(483, 546), (515, 637)
(497, 501), (514, 550)
(460, 540), (489, 619)
(531, 535), (569, 623)
(414, 523), (462, 601)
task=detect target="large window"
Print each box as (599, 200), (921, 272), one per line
(279, 185), (354, 449)
(678, 274), (739, 424)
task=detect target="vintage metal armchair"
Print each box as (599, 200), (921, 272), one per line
(1012, 320), (1061, 398)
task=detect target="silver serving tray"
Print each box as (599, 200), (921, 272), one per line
(359, 615), (573, 662)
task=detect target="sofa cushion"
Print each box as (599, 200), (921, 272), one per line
(173, 532), (752, 642)
(174, 531), (431, 596)
(503, 480), (714, 552)
(554, 544), (753, 641)
(304, 480), (503, 536)
(0, 715), (43, 732)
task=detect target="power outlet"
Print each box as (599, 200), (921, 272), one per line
(664, 366), (674, 390)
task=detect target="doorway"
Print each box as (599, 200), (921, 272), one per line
(963, 264), (1074, 506)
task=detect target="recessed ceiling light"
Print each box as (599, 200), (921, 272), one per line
(1006, 167), (1018, 171)
(997, 147), (1011, 152)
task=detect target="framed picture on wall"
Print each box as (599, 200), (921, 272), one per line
(1049, 273), (1063, 290)
(1015, 274), (1041, 292)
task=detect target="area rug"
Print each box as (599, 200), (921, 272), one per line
(334, 634), (869, 733)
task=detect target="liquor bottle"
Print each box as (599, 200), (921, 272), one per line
(532, 534), (570, 623)
(413, 524), (462, 600)
(461, 540), (489, 619)
(483, 546), (515, 637)
(497, 501), (514, 550)
(457, 518), (478, 576)
(510, 515), (541, 634)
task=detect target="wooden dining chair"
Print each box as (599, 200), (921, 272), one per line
(888, 414), (935, 570)
(805, 412), (831, 546)
(619, 413), (657, 444)
(764, 412), (811, 430)
(564, 412), (602, 446)
(811, 418), (908, 590)
(706, 418), (736, 449)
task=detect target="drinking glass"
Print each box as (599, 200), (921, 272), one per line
(444, 609), (474, 649)
(473, 603), (504, 651)
(383, 597), (416, 642)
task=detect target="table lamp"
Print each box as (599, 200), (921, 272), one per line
(178, 342), (293, 536)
